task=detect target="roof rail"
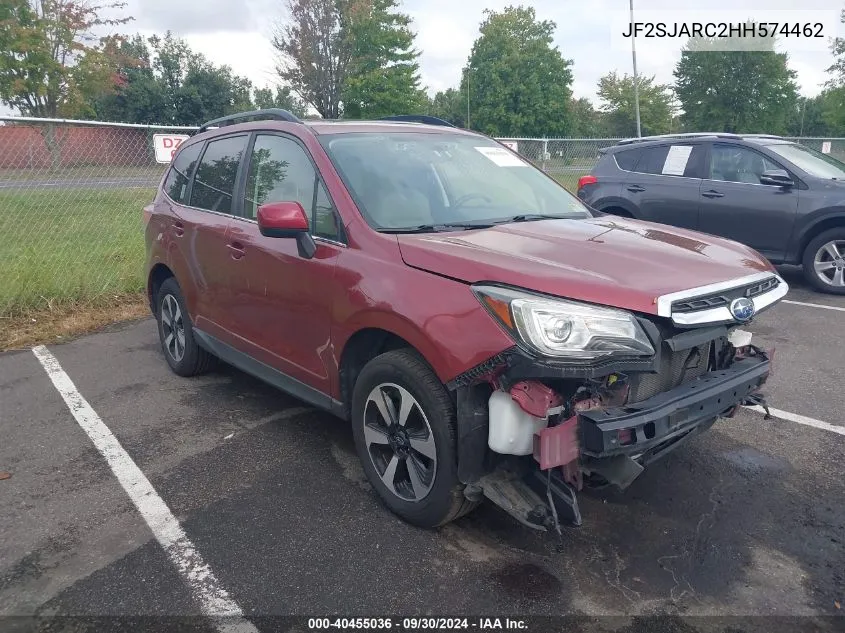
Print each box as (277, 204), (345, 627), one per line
(379, 115), (456, 127)
(616, 132), (741, 146)
(199, 108), (301, 132)
(741, 134), (785, 140)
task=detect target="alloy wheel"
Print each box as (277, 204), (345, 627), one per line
(363, 383), (437, 502)
(160, 294), (186, 362)
(813, 239), (845, 288)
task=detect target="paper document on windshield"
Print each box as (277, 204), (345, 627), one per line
(475, 146), (528, 167)
(662, 145), (693, 176)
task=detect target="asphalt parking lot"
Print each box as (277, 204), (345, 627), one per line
(1, 265), (843, 632)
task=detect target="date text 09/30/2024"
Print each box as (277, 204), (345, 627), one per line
(307, 618), (528, 630)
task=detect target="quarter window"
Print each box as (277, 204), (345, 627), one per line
(244, 134), (342, 241)
(189, 135), (248, 214)
(163, 142), (202, 203)
(614, 148), (641, 171)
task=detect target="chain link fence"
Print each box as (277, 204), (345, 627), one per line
(1, 115), (843, 316)
(0, 116), (197, 316)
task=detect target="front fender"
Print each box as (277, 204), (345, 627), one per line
(330, 257), (514, 385)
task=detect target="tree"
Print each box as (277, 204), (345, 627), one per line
(340, 0), (426, 118)
(272, 0), (425, 119)
(826, 9), (845, 87)
(0, 0), (132, 118)
(819, 9), (845, 135)
(568, 98), (607, 138)
(88, 32), (258, 125)
(673, 25), (799, 134)
(428, 88), (466, 127)
(176, 56), (254, 125)
(272, 0), (350, 119)
(87, 34), (169, 123)
(820, 87), (845, 135)
(254, 85), (307, 117)
(785, 93), (840, 137)
(597, 72), (674, 137)
(461, 6), (573, 137)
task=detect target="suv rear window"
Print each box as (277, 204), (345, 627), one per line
(163, 142), (202, 204)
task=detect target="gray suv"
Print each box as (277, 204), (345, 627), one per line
(577, 133), (845, 294)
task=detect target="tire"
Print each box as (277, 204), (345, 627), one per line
(802, 227), (845, 295)
(155, 277), (217, 376)
(350, 349), (478, 528)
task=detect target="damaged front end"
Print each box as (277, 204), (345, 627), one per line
(450, 278), (784, 534)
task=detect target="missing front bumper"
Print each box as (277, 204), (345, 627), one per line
(578, 354), (770, 461)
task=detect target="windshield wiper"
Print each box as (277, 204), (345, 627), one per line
(378, 222), (494, 234)
(494, 213), (576, 224)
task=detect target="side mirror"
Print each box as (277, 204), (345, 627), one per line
(256, 201), (316, 259)
(759, 169), (793, 188)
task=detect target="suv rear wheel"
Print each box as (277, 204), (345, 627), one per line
(803, 227), (845, 295)
(350, 349), (477, 527)
(155, 277), (217, 376)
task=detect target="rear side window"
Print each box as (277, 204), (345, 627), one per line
(163, 142), (202, 203)
(633, 144), (704, 178)
(633, 145), (670, 174)
(614, 148), (641, 171)
(189, 135), (248, 214)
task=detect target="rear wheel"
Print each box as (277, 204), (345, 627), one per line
(155, 277), (217, 376)
(802, 228), (845, 295)
(350, 349), (477, 527)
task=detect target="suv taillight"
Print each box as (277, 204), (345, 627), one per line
(577, 175), (597, 190)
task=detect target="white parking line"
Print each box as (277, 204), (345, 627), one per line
(32, 346), (258, 633)
(743, 404), (845, 436)
(782, 299), (845, 313)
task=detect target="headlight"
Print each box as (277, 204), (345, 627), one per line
(472, 284), (654, 360)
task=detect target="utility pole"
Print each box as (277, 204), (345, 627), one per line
(630, 0), (642, 137)
(799, 97), (806, 137)
(466, 66), (471, 129)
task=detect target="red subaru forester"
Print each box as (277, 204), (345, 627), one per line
(144, 109), (787, 532)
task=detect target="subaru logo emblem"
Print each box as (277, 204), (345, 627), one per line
(729, 297), (755, 322)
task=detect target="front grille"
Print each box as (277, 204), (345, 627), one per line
(627, 342), (712, 402)
(671, 276), (780, 314)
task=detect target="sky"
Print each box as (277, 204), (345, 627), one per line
(122, 0), (843, 103)
(2, 0), (843, 119)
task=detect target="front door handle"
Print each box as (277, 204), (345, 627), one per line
(702, 190), (724, 199)
(626, 185), (645, 193)
(172, 221), (185, 237)
(227, 241), (245, 260)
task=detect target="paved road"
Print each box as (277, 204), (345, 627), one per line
(0, 269), (843, 631)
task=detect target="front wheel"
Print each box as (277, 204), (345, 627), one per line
(350, 350), (477, 527)
(802, 228), (845, 295)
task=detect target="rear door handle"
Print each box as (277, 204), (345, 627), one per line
(702, 190), (724, 199)
(172, 221), (185, 237)
(227, 241), (245, 260)
(626, 185), (645, 193)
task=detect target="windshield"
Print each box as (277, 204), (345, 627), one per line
(764, 142), (845, 180)
(319, 132), (592, 231)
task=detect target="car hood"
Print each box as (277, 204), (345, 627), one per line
(396, 216), (775, 316)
